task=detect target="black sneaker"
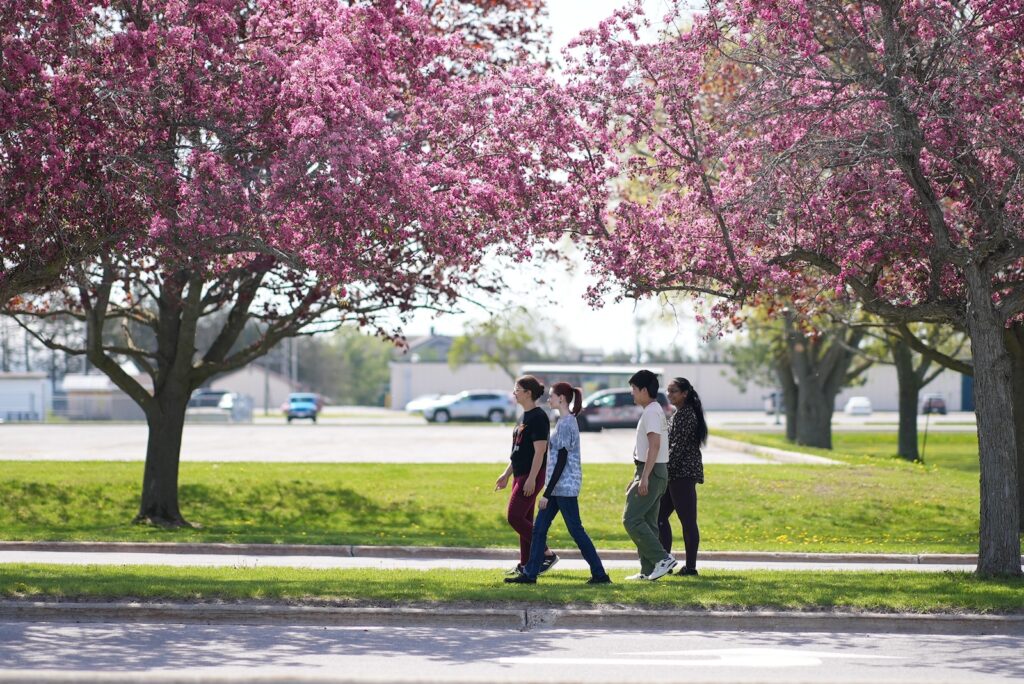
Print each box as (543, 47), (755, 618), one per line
(538, 554), (560, 575)
(504, 573), (536, 584)
(505, 564), (524, 576)
(586, 575), (612, 584)
(678, 567), (699, 576)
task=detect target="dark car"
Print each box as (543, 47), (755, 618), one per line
(577, 388), (672, 432)
(921, 394), (947, 415)
(283, 392), (320, 423)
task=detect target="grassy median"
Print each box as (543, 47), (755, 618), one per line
(3, 564), (1023, 614)
(0, 431), (992, 553)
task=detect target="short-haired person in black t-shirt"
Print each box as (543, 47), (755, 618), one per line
(495, 375), (558, 576)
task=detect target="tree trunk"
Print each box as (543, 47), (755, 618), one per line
(891, 338), (920, 461)
(965, 268), (1022, 576)
(794, 372), (832, 449)
(777, 356), (799, 442)
(135, 386), (191, 528)
(1004, 325), (1024, 534)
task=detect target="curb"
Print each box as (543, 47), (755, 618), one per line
(2, 600), (1022, 635)
(0, 540), (991, 565)
(708, 435), (842, 465)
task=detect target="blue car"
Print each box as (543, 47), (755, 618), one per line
(284, 393), (320, 423)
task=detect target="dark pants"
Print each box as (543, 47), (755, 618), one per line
(507, 472), (547, 565)
(657, 478), (700, 571)
(523, 496), (607, 580)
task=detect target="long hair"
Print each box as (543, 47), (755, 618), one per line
(551, 381), (583, 416)
(673, 377), (708, 445)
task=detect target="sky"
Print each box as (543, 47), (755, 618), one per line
(398, 0), (704, 359)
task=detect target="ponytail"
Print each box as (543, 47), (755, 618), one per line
(552, 382), (583, 416)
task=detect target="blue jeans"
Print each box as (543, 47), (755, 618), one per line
(522, 496), (607, 580)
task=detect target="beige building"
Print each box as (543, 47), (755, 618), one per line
(208, 365), (301, 414)
(62, 370), (151, 421)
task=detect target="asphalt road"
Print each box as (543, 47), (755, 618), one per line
(0, 621), (1020, 683)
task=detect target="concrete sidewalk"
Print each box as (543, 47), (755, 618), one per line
(4, 541), (1022, 636)
(2, 540), (1012, 573)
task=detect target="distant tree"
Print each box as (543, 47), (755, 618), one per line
(296, 329), (394, 406)
(724, 302), (871, 448)
(448, 307), (542, 381)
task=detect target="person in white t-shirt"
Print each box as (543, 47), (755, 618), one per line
(621, 369), (677, 581)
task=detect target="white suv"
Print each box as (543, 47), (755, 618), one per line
(415, 390), (516, 423)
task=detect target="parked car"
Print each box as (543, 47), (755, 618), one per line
(283, 392), (320, 423)
(920, 393), (947, 415)
(843, 396), (873, 416)
(187, 388), (230, 408)
(404, 394), (447, 413)
(577, 387), (672, 431)
(412, 390), (515, 423)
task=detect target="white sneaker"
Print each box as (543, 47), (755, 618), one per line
(647, 556), (678, 581)
(624, 572), (647, 581)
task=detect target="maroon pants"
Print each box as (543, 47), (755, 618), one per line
(507, 472), (547, 565)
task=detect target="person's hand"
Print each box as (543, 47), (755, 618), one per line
(538, 496), (548, 510)
(638, 475), (649, 497)
(523, 479), (536, 497)
(495, 473), (510, 491)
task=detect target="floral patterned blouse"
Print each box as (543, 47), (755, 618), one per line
(668, 404), (704, 483)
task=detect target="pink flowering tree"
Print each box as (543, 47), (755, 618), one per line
(1, 1), (146, 303)
(6, 0), (607, 527)
(568, 0), (1023, 576)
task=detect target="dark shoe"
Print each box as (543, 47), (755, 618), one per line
(505, 564), (524, 576)
(586, 575), (612, 584)
(678, 567), (699, 576)
(538, 554), (560, 575)
(504, 573), (536, 584)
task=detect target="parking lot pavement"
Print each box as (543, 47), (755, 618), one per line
(0, 422), (784, 464)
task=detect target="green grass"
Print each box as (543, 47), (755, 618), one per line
(0, 453), (985, 552)
(712, 429), (982, 471)
(3, 564), (1022, 614)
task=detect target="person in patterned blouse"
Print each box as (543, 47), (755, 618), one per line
(657, 377), (707, 575)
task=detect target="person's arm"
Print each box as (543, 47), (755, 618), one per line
(638, 432), (659, 495)
(543, 447), (569, 498)
(522, 439), (547, 496)
(494, 462), (513, 491)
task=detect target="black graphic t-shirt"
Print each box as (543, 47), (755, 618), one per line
(510, 407), (550, 476)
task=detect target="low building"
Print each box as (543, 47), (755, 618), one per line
(390, 360), (969, 412)
(208, 364), (302, 414)
(0, 372), (51, 422)
(62, 371), (150, 421)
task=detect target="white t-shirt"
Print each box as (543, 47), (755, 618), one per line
(634, 401), (669, 464)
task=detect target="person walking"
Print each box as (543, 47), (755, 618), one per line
(506, 382), (611, 585)
(622, 369), (677, 581)
(495, 375), (557, 576)
(657, 377), (707, 576)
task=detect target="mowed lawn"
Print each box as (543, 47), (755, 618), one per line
(0, 431), (994, 553)
(4, 564), (1023, 614)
